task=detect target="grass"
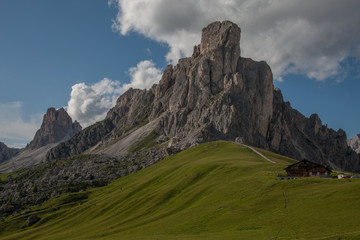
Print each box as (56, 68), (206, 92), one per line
(1, 141), (360, 239)
(0, 172), (13, 181)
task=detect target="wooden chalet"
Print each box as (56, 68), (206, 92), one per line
(284, 159), (331, 178)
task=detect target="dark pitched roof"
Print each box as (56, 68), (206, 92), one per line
(285, 159), (331, 172)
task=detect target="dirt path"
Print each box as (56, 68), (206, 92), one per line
(235, 142), (277, 164)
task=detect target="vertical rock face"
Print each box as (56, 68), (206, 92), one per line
(348, 134), (360, 154)
(199, 21), (241, 74)
(27, 108), (82, 150)
(47, 21), (360, 172)
(0, 142), (19, 164)
(268, 89), (359, 171)
(148, 21), (273, 150)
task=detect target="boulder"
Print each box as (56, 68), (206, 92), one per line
(27, 215), (40, 226)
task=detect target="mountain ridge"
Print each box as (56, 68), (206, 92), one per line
(47, 21), (360, 172)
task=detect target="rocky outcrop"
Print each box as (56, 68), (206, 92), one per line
(0, 142), (19, 164)
(0, 108), (82, 173)
(47, 89), (154, 160)
(348, 134), (360, 154)
(268, 90), (359, 171)
(47, 21), (360, 172)
(46, 119), (114, 160)
(27, 108), (81, 150)
(27, 215), (40, 226)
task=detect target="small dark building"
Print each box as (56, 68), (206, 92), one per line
(285, 159), (332, 177)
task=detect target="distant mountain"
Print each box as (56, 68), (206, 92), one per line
(47, 21), (359, 172)
(0, 108), (81, 173)
(0, 142), (19, 164)
(348, 134), (360, 154)
(27, 107), (81, 149)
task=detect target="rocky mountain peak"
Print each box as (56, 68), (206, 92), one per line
(47, 20), (360, 172)
(192, 21), (241, 75)
(27, 107), (82, 149)
(200, 21), (241, 55)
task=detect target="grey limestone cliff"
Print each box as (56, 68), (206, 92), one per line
(268, 90), (359, 171)
(47, 21), (360, 172)
(27, 107), (82, 150)
(348, 134), (360, 154)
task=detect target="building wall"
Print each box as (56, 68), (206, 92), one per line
(286, 167), (329, 177)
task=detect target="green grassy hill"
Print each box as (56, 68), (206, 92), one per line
(1, 141), (360, 240)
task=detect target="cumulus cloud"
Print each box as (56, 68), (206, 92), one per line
(121, 60), (162, 92)
(67, 60), (161, 127)
(111, 0), (360, 81)
(66, 78), (122, 128)
(0, 102), (41, 147)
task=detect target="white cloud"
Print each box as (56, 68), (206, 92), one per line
(111, 0), (360, 81)
(66, 78), (122, 128)
(0, 62), (161, 146)
(67, 60), (161, 127)
(121, 60), (162, 92)
(0, 102), (41, 147)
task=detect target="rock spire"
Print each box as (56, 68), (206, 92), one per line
(27, 107), (82, 149)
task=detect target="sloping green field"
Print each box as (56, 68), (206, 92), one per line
(1, 141), (360, 240)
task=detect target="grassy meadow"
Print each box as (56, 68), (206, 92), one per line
(1, 141), (360, 239)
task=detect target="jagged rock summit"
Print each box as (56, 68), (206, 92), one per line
(48, 21), (360, 172)
(27, 107), (82, 149)
(0, 107), (81, 173)
(348, 134), (360, 154)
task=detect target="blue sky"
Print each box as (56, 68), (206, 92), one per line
(0, 0), (359, 148)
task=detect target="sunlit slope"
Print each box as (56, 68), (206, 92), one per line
(2, 141), (360, 240)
